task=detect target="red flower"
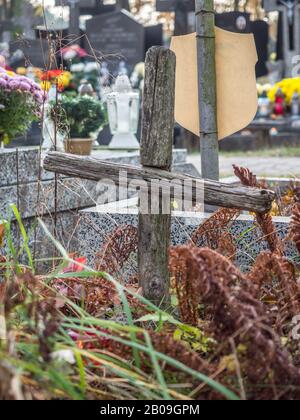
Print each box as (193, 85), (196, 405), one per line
(63, 257), (87, 273)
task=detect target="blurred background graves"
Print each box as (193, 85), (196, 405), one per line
(1, 0), (300, 156)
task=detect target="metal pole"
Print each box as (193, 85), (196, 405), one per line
(195, 0), (219, 181)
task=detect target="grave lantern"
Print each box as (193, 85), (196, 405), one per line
(107, 75), (140, 150)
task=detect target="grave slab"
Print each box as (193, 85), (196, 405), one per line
(78, 198), (299, 273)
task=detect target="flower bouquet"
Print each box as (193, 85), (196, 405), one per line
(39, 69), (72, 93)
(0, 68), (46, 145)
(50, 94), (106, 155)
(268, 78), (300, 104)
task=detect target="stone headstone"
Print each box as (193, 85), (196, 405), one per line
(9, 38), (50, 69)
(173, 10), (251, 35)
(156, 0), (194, 12)
(55, 0), (115, 15)
(215, 12), (251, 34)
(250, 20), (269, 78)
(85, 10), (145, 73)
(156, 0), (194, 35)
(145, 24), (163, 53)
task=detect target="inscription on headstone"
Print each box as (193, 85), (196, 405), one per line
(85, 10), (145, 73)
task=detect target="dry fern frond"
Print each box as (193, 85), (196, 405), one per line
(169, 245), (249, 326)
(290, 203), (300, 253)
(169, 245), (300, 398)
(191, 208), (240, 251)
(233, 165), (283, 255)
(216, 232), (237, 259)
(233, 165), (258, 188)
(256, 212), (284, 255)
(248, 252), (300, 331)
(95, 225), (138, 280)
(80, 327), (211, 378)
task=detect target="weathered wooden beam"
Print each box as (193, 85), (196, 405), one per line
(195, 0), (220, 181)
(138, 47), (176, 305)
(43, 151), (276, 214)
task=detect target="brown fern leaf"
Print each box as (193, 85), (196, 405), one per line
(290, 203), (300, 253)
(233, 165), (258, 187)
(95, 225), (138, 281)
(247, 251), (276, 290)
(234, 165), (283, 255)
(79, 327), (211, 378)
(256, 213), (284, 255)
(191, 208), (240, 251)
(169, 245), (249, 326)
(169, 245), (300, 398)
(248, 252), (300, 331)
(217, 232), (237, 259)
(145, 331), (212, 376)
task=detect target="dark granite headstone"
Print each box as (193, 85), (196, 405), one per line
(156, 0), (194, 35)
(156, 0), (194, 12)
(55, 0), (115, 15)
(215, 12), (251, 34)
(276, 11), (284, 61)
(145, 24), (163, 53)
(250, 20), (269, 78)
(9, 38), (50, 69)
(0, 20), (14, 33)
(85, 10), (145, 73)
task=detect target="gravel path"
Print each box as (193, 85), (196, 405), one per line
(188, 155), (300, 178)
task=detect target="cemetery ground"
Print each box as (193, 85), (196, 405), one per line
(188, 148), (300, 177)
(1, 0), (300, 403)
(1, 161), (300, 401)
(1, 50), (300, 399)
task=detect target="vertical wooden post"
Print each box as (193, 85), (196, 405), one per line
(138, 47), (176, 305)
(195, 0), (219, 181)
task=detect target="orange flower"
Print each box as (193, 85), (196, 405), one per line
(40, 69), (64, 81)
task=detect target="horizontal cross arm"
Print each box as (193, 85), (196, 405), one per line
(43, 151), (275, 213)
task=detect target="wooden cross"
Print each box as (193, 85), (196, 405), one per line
(264, 0), (300, 75)
(43, 46), (275, 304)
(156, 0), (195, 35)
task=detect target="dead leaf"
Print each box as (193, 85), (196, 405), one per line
(0, 224), (4, 247)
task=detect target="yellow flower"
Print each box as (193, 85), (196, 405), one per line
(269, 201), (280, 217)
(268, 77), (300, 104)
(40, 80), (51, 91)
(16, 67), (27, 75)
(56, 72), (71, 90)
(5, 70), (15, 77)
